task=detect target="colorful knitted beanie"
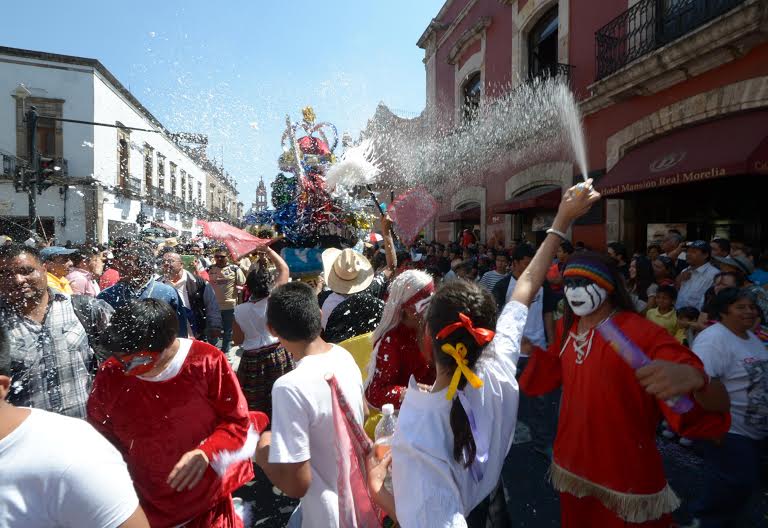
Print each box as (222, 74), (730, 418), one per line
(563, 254), (616, 293)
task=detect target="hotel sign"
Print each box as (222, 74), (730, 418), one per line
(601, 150), (730, 195)
(601, 167), (728, 195)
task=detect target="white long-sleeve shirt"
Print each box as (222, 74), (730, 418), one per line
(391, 300), (525, 527)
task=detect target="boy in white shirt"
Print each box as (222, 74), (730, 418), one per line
(0, 325), (149, 528)
(255, 282), (365, 528)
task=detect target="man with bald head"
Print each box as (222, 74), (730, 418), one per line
(160, 251), (222, 342)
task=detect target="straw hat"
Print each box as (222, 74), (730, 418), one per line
(322, 248), (374, 295)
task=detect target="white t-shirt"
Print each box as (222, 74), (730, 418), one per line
(693, 323), (768, 440)
(392, 300), (525, 527)
(321, 293), (348, 329)
(505, 275), (546, 349)
(269, 344), (365, 528)
(234, 298), (279, 350)
(0, 408), (138, 528)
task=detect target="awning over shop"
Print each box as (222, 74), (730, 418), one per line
(151, 221), (178, 233)
(438, 206), (481, 223)
(490, 187), (561, 214)
(597, 111), (768, 197)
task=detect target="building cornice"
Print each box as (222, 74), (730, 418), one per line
(447, 16), (492, 64)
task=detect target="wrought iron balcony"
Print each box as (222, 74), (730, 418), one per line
(125, 177), (141, 196)
(595, 0), (747, 80)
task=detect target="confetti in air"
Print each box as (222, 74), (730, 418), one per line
(366, 78), (589, 197)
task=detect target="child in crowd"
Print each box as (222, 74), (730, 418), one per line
(255, 282), (365, 528)
(676, 306), (701, 347)
(645, 285), (680, 339)
(88, 299), (267, 528)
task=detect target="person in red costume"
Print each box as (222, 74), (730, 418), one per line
(364, 269), (436, 409)
(88, 299), (268, 528)
(519, 251), (731, 528)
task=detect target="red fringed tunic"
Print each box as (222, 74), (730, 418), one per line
(88, 340), (262, 528)
(520, 311), (730, 527)
(365, 324), (435, 410)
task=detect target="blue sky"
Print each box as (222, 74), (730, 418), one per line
(3, 0), (443, 207)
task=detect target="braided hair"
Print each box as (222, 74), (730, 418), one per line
(426, 280), (497, 467)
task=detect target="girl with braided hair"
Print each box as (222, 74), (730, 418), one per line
(366, 181), (601, 527)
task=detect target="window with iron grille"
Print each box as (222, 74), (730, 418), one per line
(157, 154), (165, 192)
(117, 127), (130, 188)
(180, 170), (187, 202)
(170, 162), (177, 197)
(144, 145), (153, 194)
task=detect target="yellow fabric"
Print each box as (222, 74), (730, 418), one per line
(440, 342), (484, 400)
(338, 332), (378, 439)
(337, 332), (374, 382)
(364, 412), (382, 440)
(47, 273), (73, 295)
(645, 308), (679, 339)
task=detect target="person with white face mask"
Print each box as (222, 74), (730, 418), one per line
(518, 252), (732, 528)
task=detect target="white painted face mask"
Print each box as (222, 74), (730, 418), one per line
(564, 282), (609, 316)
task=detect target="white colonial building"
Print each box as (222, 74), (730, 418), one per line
(0, 46), (238, 243)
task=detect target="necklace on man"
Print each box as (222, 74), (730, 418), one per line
(566, 309), (618, 365)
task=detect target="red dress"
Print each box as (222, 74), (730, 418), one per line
(520, 311), (730, 528)
(88, 340), (264, 528)
(365, 324), (435, 410)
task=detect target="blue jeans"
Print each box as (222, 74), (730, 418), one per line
(691, 433), (763, 527)
(219, 309), (235, 355)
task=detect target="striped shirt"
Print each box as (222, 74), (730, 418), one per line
(1, 290), (93, 418)
(478, 270), (506, 292)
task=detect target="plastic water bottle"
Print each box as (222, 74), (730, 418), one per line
(374, 404), (397, 492)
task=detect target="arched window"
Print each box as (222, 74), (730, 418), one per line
(528, 7), (559, 80)
(461, 72), (482, 123)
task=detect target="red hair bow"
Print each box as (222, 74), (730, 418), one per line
(436, 313), (495, 345)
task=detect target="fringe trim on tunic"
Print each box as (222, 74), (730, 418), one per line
(548, 461), (680, 523)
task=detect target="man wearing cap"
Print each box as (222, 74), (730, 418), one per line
(676, 241), (720, 311)
(207, 248), (246, 356)
(41, 246), (77, 295)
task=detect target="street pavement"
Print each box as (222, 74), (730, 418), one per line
(236, 417), (767, 528)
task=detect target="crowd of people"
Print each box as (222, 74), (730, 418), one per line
(0, 181), (766, 528)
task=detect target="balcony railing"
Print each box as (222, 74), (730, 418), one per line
(125, 177), (141, 196)
(595, 0), (747, 80)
